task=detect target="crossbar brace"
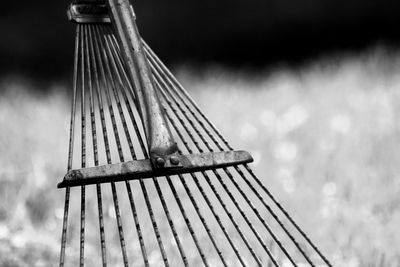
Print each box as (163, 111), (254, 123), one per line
(58, 150), (253, 187)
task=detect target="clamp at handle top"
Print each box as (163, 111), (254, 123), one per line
(68, 2), (111, 24)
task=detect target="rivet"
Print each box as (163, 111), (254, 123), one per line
(170, 156), (180, 165)
(156, 157), (165, 167)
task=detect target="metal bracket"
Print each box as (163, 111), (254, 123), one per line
(68, 2), (111, 24)
(58, 150), (253, 188)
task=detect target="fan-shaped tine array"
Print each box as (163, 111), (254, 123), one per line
(58, 22), (332, 267)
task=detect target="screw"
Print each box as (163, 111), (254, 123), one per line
(156, 157), (165, 167)
(170, 156), (180, 165)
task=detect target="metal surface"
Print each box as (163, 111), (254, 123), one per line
(68, 2), (111, 24)
(58, 2), (333, 266)
(58, 150), (253, 187)
(107, 0), (179, 167)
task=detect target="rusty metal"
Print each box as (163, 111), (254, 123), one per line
(57, 1), (333, 266)
(68, 2), (111, 24)
(107, 0), (180, 167)
(58, 150), (253, 187)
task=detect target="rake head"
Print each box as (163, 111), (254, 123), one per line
(59, 0), (253, 189)
(57, 0), (333, 266)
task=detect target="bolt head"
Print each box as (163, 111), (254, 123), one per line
(156, 157), (165, 167)
(170, 156), (180, 165)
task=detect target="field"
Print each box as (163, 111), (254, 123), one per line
(0, 46), (400, 266)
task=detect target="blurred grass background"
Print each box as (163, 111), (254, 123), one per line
(0, 45), (400, 266)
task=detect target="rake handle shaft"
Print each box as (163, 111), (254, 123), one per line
(107, 0), (178, 166)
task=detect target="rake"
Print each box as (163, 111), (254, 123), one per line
(58, 0), (333, 266)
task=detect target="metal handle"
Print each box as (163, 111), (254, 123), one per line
(107, 0), (179, 167)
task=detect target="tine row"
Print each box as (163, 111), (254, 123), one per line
(59, 23), (332, 267)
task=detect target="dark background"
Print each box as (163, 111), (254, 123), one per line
(2, 0), (400, 80)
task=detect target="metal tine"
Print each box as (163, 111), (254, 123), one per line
(102, 26), (149, 153)
(243, 165), (333, 266)
(144, 45), (324, 265)
(142, 41), (227, 151)
(60, 23), (80, 267)
(112, 32), (320, 266)
(87, 25), (108, 266)
(95, 25), (172, 267)
(97, 26), (151, 267)
(223, 167), (302, 265)
(124, 182), (150, 267)
(155, 98), (305, 265)
(108, 34), (250, 265)
(97, 29), (136, 161)
(100, 25), (145, 160)
(103, 25), (213, 267)
(90, 24), (127, 265)
(148, 57), (322, 267)
(59, 185), (71, 267)
(229, 166), (315, 265)
(103, 28), (193, 267)
(149, 176), (190, 267)
(148, 67), (215, 153)
(107, 24), (326, 265)
(165, 175), (213, 267)
(154, 67), (314, 265)
(102, 26), (148, 157)
(106, 28), (234, 267)
(152, 78), (252, 265)
(169, 118), (245, 266)
(92, 25), (130, 267)
(143, 43), (332, 266)
(99, 25), (153, 267)
(150, 55), (301, 266)
(101, 24), (191, 267)
(98, 25), (172, 267)
(142, 41), (231, 151)
(160, 98), (263, 267)
(137, 179), (170, 267)
(139, 112), (230, 267)
(150, 65), (277, 264)
(104, 27), (221, 267)
(176, 175), (234, 267)
(79, 24), (87, 267)
(101, 29), (152, 159)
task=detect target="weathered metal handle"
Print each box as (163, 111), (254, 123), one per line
(107, 0), (179, 167)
